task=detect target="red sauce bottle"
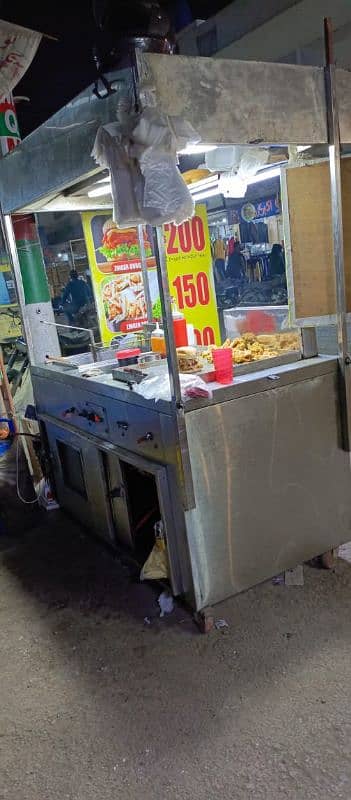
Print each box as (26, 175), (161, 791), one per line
(172, 308), (188, 347)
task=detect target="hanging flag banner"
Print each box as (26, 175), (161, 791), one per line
(81, 211), (158, 345)
(164, 204), (221, 346)
(0, 94), (20, 154)
(0, 20), (42, 100)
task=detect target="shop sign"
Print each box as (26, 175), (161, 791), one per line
(164, 204), (221, 346)
(81, 211), (158, 345)
(229, 195), (281, 225)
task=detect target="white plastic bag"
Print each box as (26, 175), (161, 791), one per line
(158, 591), (174, 617)
(92, 125), (143, 228)
(206, 145), (244, 172)
(206, 144), (268, 180)
(93, 108), (198, 227)
(237, 147), (268, 180)
(135, 371), (212, 402)
(140, 151), (194, 225)
(131, 108), (198, 154)
(132, 109), (195, 225)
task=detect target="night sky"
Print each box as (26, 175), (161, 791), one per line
(0, 0), (231, 136)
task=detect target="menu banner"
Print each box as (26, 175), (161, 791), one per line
(164, 204), (220, 346)
(81, 212), (158, 345)
(82, 205), (220, 348)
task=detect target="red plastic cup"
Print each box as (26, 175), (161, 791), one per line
(213, 348), (233, 384)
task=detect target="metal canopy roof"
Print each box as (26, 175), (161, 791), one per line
(0, 52), (350, 215)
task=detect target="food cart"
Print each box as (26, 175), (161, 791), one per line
(1, 29), (351, 621)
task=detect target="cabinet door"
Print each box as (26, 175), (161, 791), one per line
(46, 421), (115, 545)
(103, 452), (133, 550)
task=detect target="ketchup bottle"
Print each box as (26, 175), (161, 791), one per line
(172, 305), (188, 347)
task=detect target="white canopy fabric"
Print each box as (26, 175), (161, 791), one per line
(0, 19), (42, 100)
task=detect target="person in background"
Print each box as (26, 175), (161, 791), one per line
(227, 240), (244, 280)
(62, 269), (90, 324)
(213, 237), (226, 281)
(83, 271), (94, 302)
(269, 243), (286, 279)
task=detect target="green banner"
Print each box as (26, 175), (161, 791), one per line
(16, 239), (50, 304)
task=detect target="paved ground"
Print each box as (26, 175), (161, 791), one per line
(1, 512), (351, 800)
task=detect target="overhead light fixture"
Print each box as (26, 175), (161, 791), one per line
(296, 145), (311, 152)
(179, 144), (217, 155)
(88, 183), (112, 198)
(189, 165), (281, 201)
(191, 187), (221, 201)
(246, 166), (281, 185)
(189, 175), (219, 194)
(97, 175), (111, 183)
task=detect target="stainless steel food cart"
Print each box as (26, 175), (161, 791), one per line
(2, 38), (351, 615)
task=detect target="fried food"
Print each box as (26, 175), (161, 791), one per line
(278, 333), (300, 350)
(233, 348), (253, 364)
(249, 342), (265, 358)
(242, 331), (256, 344)
(203, 331), (300, 366)
(108, 299), (123, 320)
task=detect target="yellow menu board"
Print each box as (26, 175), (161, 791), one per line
(81, 212), (158, 345)
(164, 204), (220, 346)
(82, 204), (220, 347)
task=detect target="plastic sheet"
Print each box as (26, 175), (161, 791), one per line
(92, 124), (143, 228)
(135, 371), (212, 402)
(206, 145), (268, 180)
(92, 108), (197, 227)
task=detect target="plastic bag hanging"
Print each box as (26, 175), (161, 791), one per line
(92, 124), (143, 227)
(131, 108), (195, 225)
(92, 109), (198, 227)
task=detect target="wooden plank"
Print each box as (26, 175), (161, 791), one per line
(286, 159), (351, 320)
(337, 69), (351, 145)
(341, 158), (351, 311)
(286, 163), (335, 319)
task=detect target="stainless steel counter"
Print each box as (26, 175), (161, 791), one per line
(32, 355), (351, 611)
(184, 357), (351, 608)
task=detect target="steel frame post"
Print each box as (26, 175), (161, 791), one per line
(324, 17), (351, 451)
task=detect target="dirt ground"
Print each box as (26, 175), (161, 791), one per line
(0, 512), (351, 799)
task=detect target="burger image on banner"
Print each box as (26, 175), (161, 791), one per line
(97, 219), (155, 273)
(89, 216), (155, 334)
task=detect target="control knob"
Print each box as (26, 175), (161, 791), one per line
(137, 431), (154, 444)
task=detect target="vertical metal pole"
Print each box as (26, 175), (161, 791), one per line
(153, 227), (182, 406)
(324, 17), (351, 451)
(0, 210), (34, 361)
(137, 224), (153, 324)
(3, 212), (60, 365)
(153, 226), (195, 510)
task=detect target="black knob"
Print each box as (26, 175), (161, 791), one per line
(137, 431), (154, 444)
(63, 406), (76, 417)
(117, 421), (129, 431)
